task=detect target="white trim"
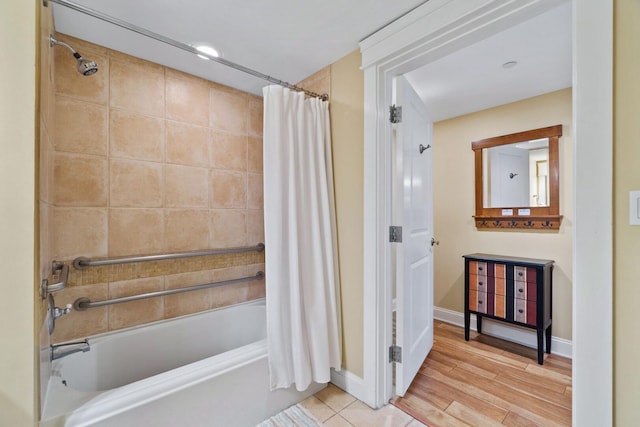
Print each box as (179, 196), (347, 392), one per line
(359, 0), (613, 421)
(572, 1), (613, 425)
(330, 369), (366, 403)
(433, 307), (573, 359)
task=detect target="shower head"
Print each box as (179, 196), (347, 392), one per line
(50, 35), (98, 76)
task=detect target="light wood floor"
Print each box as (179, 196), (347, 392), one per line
(392, 320), (572, 427)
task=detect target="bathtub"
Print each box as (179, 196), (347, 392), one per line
(40, 299), (325, 427)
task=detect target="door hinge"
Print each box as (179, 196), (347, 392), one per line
(389, 105), (402, 123)
(389, 345), (402, 363)
(389, 226), (403, 243)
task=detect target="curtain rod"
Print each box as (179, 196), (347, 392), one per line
(46, 0), (329, 101)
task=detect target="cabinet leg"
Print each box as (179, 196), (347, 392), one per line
(476, 315), (482, 334)
(537, 329), (544, 365)
(464, 310), (470, 341)
(546, 324), (552, 354)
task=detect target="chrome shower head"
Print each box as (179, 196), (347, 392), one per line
(50, 35), (99, 76)
(75, 56), (98, 76)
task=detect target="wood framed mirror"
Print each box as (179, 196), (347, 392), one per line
(472, 124), (563, 230)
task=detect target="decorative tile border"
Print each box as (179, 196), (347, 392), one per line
(63, 251), (265, 286)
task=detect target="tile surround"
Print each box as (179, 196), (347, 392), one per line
(165, 121), (210, 167)
(48, 34), (265, 339)
(109, 159), (163, 207)
(55, 96), (107, 156)
(109, 109), (164, 161)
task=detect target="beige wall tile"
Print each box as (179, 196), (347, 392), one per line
(51, 283), (109, 342)
(165, 121), (210, 167)
(210, 210), (247, 247)
(166, 75), (209, 126)
(164, 164), (209, 208)
(109, 209), (164, 256)
(108, 277), (164, 329)
(110, 109), (164, 161)
(110, 159), (163, 207)
(247, 210), (265, 246)
(55, 96), (107, 155)
(210, 170), (246, 208)
(164, 270), (212, 318)
(110, 59), (164, 117)
(248, 95), (263, 137)
(48, 36), (268, 338)
(109, 49), (163, 69)
(247, 263), (266, 300)
(54, 44), (108, 105)
(40, 126), (52, 204)
(51, 208), (108, 260)
(210, 131), (247, 171)
(210, 86), (248, 134)
(39, 202), (51, 279)
(247, 173), (263, 210)
(210, 266), (249, 309)
(164, 209), (209, 252)
(248, 136), (263, 173)
(53, 153), (107, 206)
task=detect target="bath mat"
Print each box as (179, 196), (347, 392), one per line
(256, 403), (322, 427)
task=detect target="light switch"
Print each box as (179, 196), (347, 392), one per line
(630, 191), (640, 225)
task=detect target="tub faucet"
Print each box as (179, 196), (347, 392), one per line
(51, 339), (90, 361)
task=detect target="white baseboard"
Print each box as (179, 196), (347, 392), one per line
(434, 306), (572, 359)
(330, 368), (366, 402)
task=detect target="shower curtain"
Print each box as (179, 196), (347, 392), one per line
(262, 86), (342, 391)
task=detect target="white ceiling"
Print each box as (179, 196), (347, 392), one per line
(52, 0), (572, 120)
(405, 2), (572, 121)
(51, 0), (427, 96)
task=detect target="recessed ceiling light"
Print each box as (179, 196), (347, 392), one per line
(502, 61), (518, 69)
(195, 45), (220, 60)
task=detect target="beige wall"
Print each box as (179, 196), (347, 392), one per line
(433, 88), (573, 340)
(614, 0), (640, 423)
(45, 35), (265, 342)
(330, 52), (365, 376)
(297, 51), (365, 376)
(0, 0), (37, 425)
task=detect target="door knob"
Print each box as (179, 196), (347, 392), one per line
(431, 237), (439, 246)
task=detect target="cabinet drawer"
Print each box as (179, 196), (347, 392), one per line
(514, 298), (537, 326)
(468, 290), (507, 319)
(514, 266), (537, 283)
(469, 261), (488, 276)
(470, 261), (506, 279)
(469, 273), (487, 291)
(469, 273), (507, 295)
(514, 280), (537, 302)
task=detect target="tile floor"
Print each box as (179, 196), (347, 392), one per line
(299, 383), (426, 427)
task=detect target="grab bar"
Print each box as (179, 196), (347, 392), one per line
(73, 271), (264, 310)
(73, 243), (265, 270)
(41, 262), (70, 299)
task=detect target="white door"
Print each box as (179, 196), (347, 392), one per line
(393, 76), (434, 396)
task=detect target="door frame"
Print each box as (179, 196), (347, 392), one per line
(359, 0), (612, 425)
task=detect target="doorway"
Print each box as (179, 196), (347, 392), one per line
(359, 1), (613, 425)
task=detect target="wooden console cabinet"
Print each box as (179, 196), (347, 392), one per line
(463, 253), (554, 365)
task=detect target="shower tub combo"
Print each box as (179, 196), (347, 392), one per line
(40, 299), (324, 426)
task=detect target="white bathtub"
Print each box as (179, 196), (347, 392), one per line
(40, 299), (325, 427)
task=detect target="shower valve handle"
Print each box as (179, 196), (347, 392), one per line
(53, 303), (72, 320)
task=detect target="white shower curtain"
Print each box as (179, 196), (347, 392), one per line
(262, 85), (342, 391)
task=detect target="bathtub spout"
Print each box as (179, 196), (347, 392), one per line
(51, 339), (90, 361)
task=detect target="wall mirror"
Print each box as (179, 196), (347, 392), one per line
(472, 124), (563, 229)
